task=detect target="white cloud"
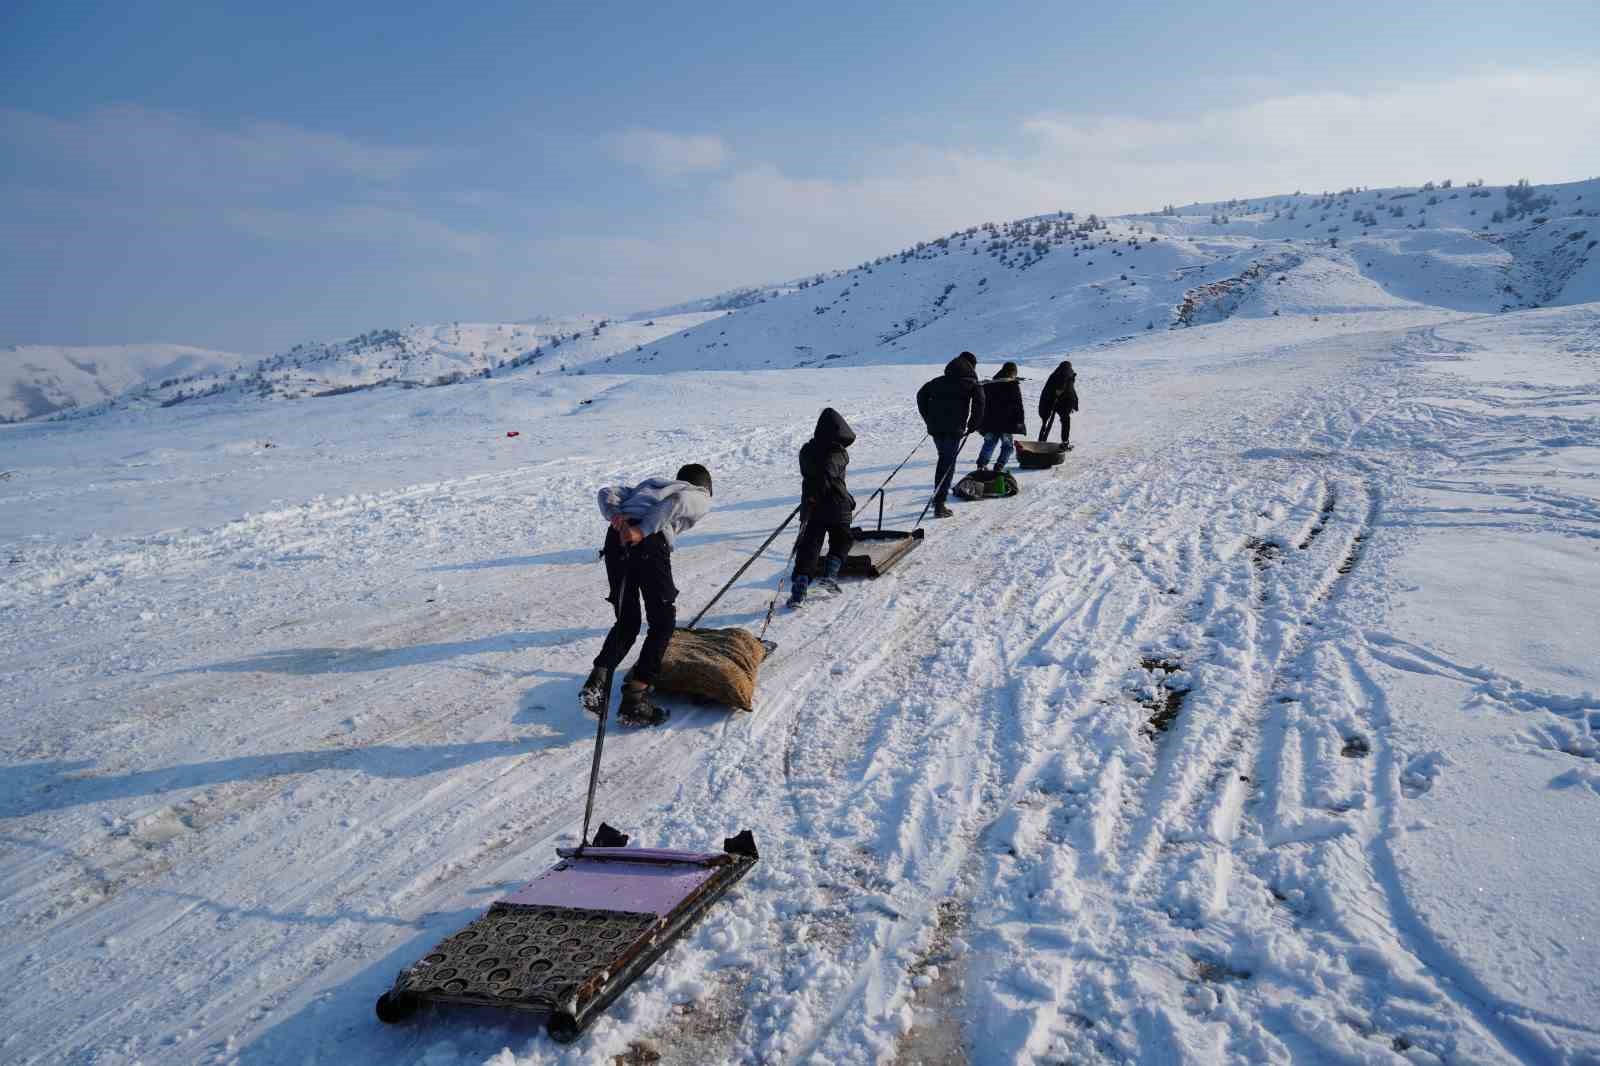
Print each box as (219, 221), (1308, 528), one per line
(1020, 70), (1600, 207)
(689, 69), (1600, 286)
(611, 129), (731, 177)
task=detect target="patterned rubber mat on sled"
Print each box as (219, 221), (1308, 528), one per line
(396, 904), (658, 1008)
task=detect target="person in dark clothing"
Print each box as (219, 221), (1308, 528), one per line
(788, 408), (856, 607)
(976, 361), (1026, 471)
(916, 351), (986, 518)
(579, 463), (713, 726)
(1039, 360), (1080, 447)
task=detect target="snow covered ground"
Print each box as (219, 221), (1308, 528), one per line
(3, 294), (1596, 1064)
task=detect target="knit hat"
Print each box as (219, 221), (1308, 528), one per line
(675, 463), (713, 496)
(995, 361), (1019, 380)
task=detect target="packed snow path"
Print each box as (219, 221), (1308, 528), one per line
(2, 308), (1597, 1064)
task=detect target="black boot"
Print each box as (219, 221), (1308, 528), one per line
(815, 555), (843, 595)
(579, 667), (611, 717)
(618, 681), (668, 726)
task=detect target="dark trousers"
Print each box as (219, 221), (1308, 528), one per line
(1057, 412), (1072, 444)
(931, 434), (964, 505)
(794, 520), (852, 580)
(595, 528), (678, 684)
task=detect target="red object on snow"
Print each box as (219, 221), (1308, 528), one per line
(506, 431), (520, 438)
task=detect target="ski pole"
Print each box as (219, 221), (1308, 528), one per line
(915, 430), (972, 528)
(577, 662), (613, 851)
(758, 514), (809, 641)
(688, 504), (803, 630)
(580, 551), (631, 851)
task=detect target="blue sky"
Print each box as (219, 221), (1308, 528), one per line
(4, 0), (1599, 353)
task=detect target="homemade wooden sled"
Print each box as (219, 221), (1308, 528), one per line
(840, 527), (925, 577)
(837, 483), (926, 578)
(376, 829), (759, 1042)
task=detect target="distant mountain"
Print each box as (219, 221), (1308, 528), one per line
(43, 312), (726, 420)
(610, 177), (1600, 375)
(20, 177), (1600, 423)
(0, 344), (252, 422)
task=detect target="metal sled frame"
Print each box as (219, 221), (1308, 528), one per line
(840, 488), (924, 578)
(376, 836), (758, 1042)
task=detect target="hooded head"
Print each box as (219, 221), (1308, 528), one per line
(995, 361), (1019, 381)
(813, 407), (856, 448)
(1058, 359), (1075, 378)
(675, 463), (713, 496)
(944, 351), (979, 380)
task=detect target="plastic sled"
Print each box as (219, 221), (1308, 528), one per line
(1014, 439), (1068, 469)
(376, 829), (759, 1042)
(837, 487), (924, 578)
(953, 468), (1020, 500)
(840, 527), (924, 577)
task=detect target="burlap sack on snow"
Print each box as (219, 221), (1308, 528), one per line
(654, 627), (770, 711)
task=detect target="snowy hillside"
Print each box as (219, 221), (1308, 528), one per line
(42, 313), (727, 421)
(15, 179), (1597, 426)
(0, 343), (251, 422)
(2, 178), (1599, 1066)
(611, 177), (1599, 374)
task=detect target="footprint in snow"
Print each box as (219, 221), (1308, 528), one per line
(1400, 751), (1449, 798)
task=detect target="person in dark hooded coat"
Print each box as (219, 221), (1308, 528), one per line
(915, 351), (986, 518)
(976, 360), (1026, 471)
(788, 408), (857, 606)
(1039, 360), (1079, 446)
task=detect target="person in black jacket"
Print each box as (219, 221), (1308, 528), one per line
(915, 351), (986, 518)
(976, 361), (1026, 471)
(788, 407), (856, 607)
(1039, 360), (1079, 447)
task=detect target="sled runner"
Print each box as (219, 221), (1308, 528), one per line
(952, 467), (1020, 500)
(375, 829), (758, 1042)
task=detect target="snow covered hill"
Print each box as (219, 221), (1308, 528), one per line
(3, 178), (1599, 1066)
(44, 313), (727, 420)
(16, 178), (1595, 426)
(611, 177), (1599, 375)
(0, 343), (251, 422)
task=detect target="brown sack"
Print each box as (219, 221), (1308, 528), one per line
(653, 627), (769, 711)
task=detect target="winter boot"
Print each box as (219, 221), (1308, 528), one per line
(618, 681), (668, 726)
(579, 666), (611, 717)
(933, 503), (954, 519)
(787, 575), (809, 608)
(816, 556), (843, 596)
